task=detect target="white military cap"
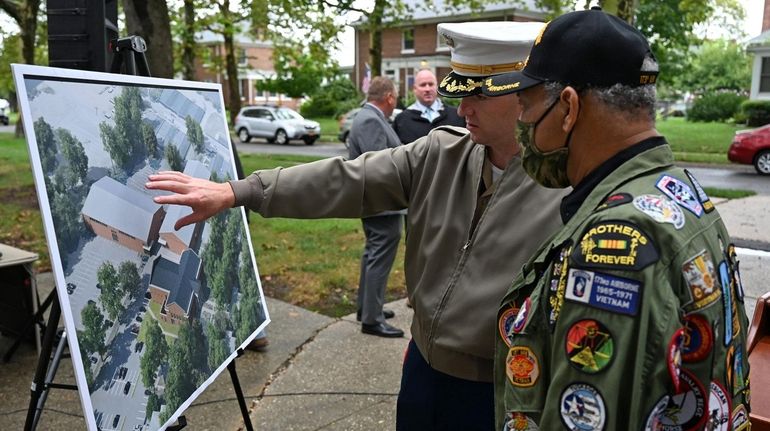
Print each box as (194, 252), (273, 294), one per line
(436, 21), (546, 97)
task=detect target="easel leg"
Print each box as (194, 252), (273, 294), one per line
(24, 296), (60, 431)
(228, 351), (254, 431)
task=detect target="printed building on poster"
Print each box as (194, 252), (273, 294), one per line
(81, 176), (165, 253)
(158, 160), (210, 255)
(148, 249), (202, 325)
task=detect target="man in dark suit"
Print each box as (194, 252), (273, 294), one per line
(393, 69), (465, 145)
(347, 76), (405, 338)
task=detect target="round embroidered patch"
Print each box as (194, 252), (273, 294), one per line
(499, 306), (520, 347)
(559, 382), (606, 430)
(506, 346), (539, 387)
(502, 412), (539, 431)
(632, 194), (685, 230)
(512, 297), (532, 334)
(565, 319), (614, 374)
(708, 381), (731, 431)
(667, 328), (684, 393)
(681, 314), (713, 363)
(644, 369), (707, 431)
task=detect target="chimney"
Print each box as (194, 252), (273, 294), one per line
(764, 0), (770, 32)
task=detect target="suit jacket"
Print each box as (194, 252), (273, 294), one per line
(393, 104), (466, 144)
(348, 103), (401, 159)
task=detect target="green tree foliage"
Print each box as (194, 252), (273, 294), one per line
(79, 301), (107, 358)
(206, 321), (229, 370)
(145, 392), (160, 418)
(300, 76), (361, 118)
(57, 128), (89, 186)
(100, 87), (146, 171)
(140, 318), (169, 388)
(165, 143), (184, 171)
(78, 340), (95, 388)
(202, 211), (227, 306)
(235, 230), (263, 342)
(163, 334), (195, 423)
(142, 122), (160, 158)
(741, 100), (770, 127)
(33, 117), (57, 174)
(50, 191), (81, 255)
(185, 115), (205, 154)
(688, 92), (746, 122)
(118, 261), (143, 300)
(676, 40), (751, 95)
(220, 210), (242, 300)
(98, 262), (125, 321)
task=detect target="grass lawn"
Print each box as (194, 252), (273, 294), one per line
(148, 300), (180, 340)
(315, 116), (341, 142)
(656, 117), (743, 164)
(703, 187), (756, 199)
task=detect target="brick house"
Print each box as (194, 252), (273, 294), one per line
(158, 160), (209, 255)
(194, 29), (300, 109)
(352, 0), (546, 97)
(148, 249), (201, 325)
(747, 0), (770, 100)
(81, 176), (165, 253)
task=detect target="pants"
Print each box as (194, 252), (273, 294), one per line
(357, 214), (402, 325)
(397, 340), (494, 431)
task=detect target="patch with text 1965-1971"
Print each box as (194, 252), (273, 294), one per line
(564, 268), (642, 316)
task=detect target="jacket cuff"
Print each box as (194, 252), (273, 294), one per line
(229, 173), (264, 210)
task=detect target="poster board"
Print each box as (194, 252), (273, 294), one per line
(12, 64), (270, 431)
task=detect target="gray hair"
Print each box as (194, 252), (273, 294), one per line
(367, 76), (397, 103)
(544, 54), (658, 122)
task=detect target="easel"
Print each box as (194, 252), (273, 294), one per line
(24, 36), (255, 431)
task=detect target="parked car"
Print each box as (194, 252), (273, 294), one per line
(113, 414), (121, 427)
(136, 316), (143, 322)
(337, 107), (402, 149)
(234, 105), (321, 145)
(0, 98), (9, 126)
(66, 282), (76, 294)
(123, 381), (131, 395)
(135, 341), (144, 353)
(728, 124), (770, 175)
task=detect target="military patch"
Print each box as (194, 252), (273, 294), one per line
(732, 346), (745, 396)
(499, 305), (520, 347)
(731, 404), (749, 431)
(707, 381), (731, 431)
(595, 192), (632, 212)
(502, 412), (539, 431)
(512, 297), (531, 334)
(727, 244), (745, 302)
(681, 314), (713, 363)
(559, 382), (606, 431)
(667, 329), (684, 393)
(684, 169), (714, 213)
(565, 268), (642, 316)
(719, 261), (734, 346)
(506, 346), (539, 387)
(644, 369), (707, 431)
(548, 244), (572, 329)
(633, 194), (685, 230)
(681, 250), (721, 310)
(656, 174), (704, 217)
(572, 221), (659, 271)
(565, 319), (614, 374)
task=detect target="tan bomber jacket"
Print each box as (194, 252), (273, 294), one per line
(230, 126), (567, 381)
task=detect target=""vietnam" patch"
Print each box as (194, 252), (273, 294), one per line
(565, 268), (642, 316)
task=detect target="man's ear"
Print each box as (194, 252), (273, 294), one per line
(560, 87), (580, 133)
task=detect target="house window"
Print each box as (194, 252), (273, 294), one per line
(385, 69), (396, 81)
(111, 230), (118, 241)
(761, 57), (770, 93)
(402, 28), (415, 53)
(238, 48), (247, 66)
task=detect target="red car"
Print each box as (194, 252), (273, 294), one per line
(728, 124), (770, 175)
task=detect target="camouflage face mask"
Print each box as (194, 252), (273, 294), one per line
(517, 98), (572, 189)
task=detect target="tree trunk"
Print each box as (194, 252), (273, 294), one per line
(600, 0), (636, 24)
(181, 0), (197, 80)
(221, 1), (241, 125)
(368, 0), (386, 77)
(8, 0), (41, 136)
(122, 0), (174, 78)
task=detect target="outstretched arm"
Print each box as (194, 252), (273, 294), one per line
(145, 171), (235, 230)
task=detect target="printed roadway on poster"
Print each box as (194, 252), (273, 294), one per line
(12, 64), (270, 431)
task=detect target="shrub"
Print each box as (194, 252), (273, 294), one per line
(687, 92), (746, 122)
(300, 77), (361, 118)
(740, 100), (770, 127)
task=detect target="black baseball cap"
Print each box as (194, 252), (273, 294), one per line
(482, 8), (658, 96)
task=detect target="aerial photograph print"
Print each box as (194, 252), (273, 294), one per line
(12, 64), (269, 431)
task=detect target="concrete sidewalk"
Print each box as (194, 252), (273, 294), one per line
(1, 194), (769, 431)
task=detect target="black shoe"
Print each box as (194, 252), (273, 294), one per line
(356, 308), (395, 322)
(361, 322), (404, 338)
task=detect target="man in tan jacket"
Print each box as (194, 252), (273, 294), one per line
(147, 21), (567, 430)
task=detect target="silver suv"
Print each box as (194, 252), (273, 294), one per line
(234, 105), (321, 145)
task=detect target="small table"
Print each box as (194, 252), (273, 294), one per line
(0, 243), (40, 361)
